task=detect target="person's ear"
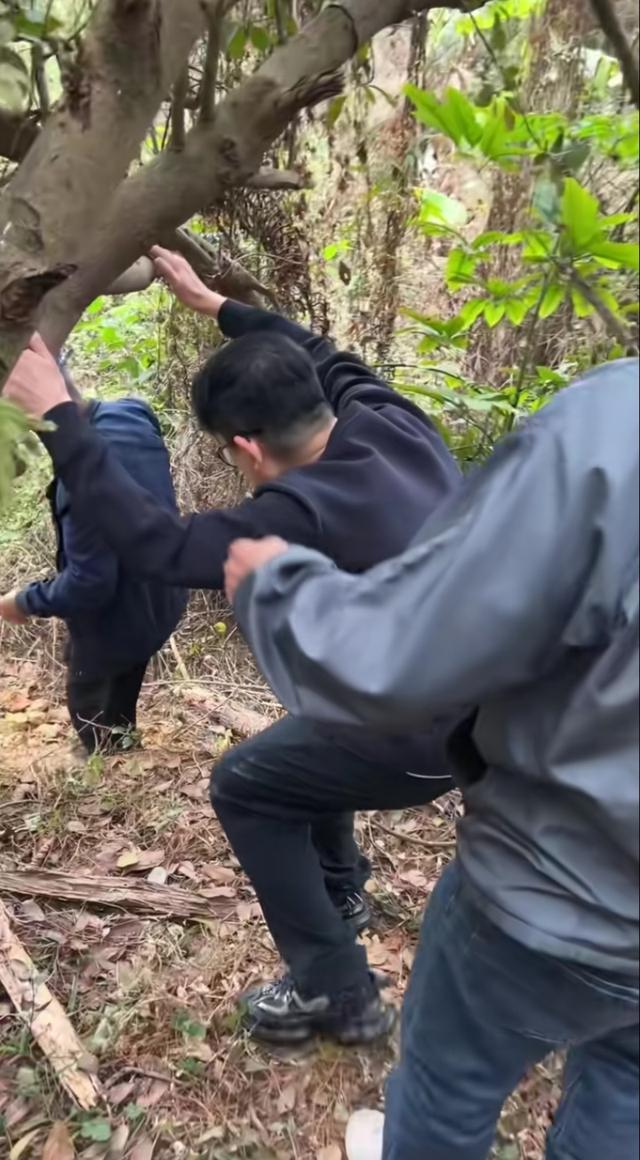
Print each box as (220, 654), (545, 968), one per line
(233, 435), (263, 469)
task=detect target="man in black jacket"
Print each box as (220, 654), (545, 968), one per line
(0, 370), (186, 753)
(3, 248), (461, 1044)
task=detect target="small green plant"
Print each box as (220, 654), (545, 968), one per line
(396, 77), (638, 459)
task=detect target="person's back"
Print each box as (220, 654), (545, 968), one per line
(79, 397), (187, 675)
(15, 394), (186, 751)
(454, 360), (639, 973)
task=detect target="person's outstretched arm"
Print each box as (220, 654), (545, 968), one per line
(152, 246), (419, 419)
(229, 375), (631, 729)
(2, 336), (320, 591)
(16, 506), (118, 619)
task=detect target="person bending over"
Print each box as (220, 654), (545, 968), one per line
(0, 361), (186, 753)
(3, 249), (461, 1045)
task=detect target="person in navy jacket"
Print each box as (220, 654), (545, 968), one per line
(0, 366), (186, 752)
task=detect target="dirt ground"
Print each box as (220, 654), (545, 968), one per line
(0, 643), (562, 1160)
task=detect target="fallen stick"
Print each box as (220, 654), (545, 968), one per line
(0, 869), (233, 920)
(178, 683), (276, 738)
(0, 898), (101, 1110)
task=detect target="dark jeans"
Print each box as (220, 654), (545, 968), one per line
(66, 660), (147, 754)
(384, 861), (639, 1160)
(211, 715), (453, 997)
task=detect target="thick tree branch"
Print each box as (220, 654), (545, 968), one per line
(165, 227), (278, 307)
(32, 43), (51, 118)
(589, 0), (639, 108)
(0, 110), (40, 163)
(171, 67), (189, 150)
(37, 0), (480, 351)
(199, 0), (225, 122)
(244, 167), (307, 190)
(0, 0), (207, 377)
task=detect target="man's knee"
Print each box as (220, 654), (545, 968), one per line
(209, 736), (266, 812)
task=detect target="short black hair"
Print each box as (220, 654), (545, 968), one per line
(190, 331), (332, 456)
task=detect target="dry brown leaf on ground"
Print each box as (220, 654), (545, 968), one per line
(106, 1123), (129, 1157)
(8, 1126), (43, 1159)
(42, 1121), (74, 1160)
(277, 1083), (297, 1114)
(127, 1137), (154, 1160)
(317, 1146), (342, 1160)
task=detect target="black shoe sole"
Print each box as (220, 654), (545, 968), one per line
(243, 1003), (397, 1047)
(348, 908), (372, 935)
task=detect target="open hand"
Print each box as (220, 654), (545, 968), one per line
(150, 246), (226, 318)
(2, 334), (70, 419)
(224, 537), (289, 603)
(0, 592), (29, 625)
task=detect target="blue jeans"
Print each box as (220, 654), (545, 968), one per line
(383, 861), (639, 1160)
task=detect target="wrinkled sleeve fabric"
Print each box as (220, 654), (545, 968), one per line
(17, 510), (118, 618)
(234, 419), (603, 729)
(40, 403), (321, 591)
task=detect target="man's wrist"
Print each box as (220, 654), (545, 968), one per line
(197, 290), (227, 319)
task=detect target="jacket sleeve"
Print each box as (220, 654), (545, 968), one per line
(17, 510), (118, 619)
(219, 300), (418, 419)
(234, 418), (607, 729)
(39, 403), (321, 591)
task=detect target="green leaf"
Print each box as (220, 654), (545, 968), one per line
(589, 240), (639, 271)
(458, 299), (487, 328)
(322, 240), (350, 261)
(80, 1120), (112, 1142)
(226, 25), (248, 60)
(327, 95), (347, 130)
(561, 177), (600, 252)
(124, 1102), (145, 1122)
(504, 298), (531, 325)
(570, 287), (594, 318)
(416, 189), (467, 228)
(173, 1009), (207, 1040)
(445, 248), (479, 290)
(538, 283), (565, 319)
(483, 301), (506, 327)
(446, 88), (482, 146)
(406, 85), (463, 144)
(248, 24), (272, 52)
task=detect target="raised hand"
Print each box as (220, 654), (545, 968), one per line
(2, 334), (70, 419)
(150, 245), (226, 318)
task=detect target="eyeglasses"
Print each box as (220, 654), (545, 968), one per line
(216, 442), (237, 467)
(215, 431), (262, 468)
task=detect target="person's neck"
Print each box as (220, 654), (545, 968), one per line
(293, 418), (337, 468)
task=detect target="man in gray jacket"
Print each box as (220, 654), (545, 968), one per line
(223, 359), (639, 1160)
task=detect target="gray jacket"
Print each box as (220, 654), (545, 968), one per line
(236, 360), (639, 975)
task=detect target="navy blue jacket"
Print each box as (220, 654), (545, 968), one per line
(18, 398), (186, 678)
(38, 303), (461, 768)
(40, 302), (462, 587)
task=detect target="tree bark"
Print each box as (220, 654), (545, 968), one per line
(35, 0), (478, 354)
(0, 0), (207, 376)
(0, 110), (39, 163)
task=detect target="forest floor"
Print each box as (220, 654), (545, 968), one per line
(0, 648), (562, 1160)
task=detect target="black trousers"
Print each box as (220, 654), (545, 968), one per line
(66, 658), (148, 754)
(211, 715), (453, 998)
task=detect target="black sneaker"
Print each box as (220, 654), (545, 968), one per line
(239, 974), (396, 1046)
(338, 891), (372, 934)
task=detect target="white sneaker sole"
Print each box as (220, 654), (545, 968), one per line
(345, 1109), (385, 1160)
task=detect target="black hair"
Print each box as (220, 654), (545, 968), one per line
(190, 331), (333, 456)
